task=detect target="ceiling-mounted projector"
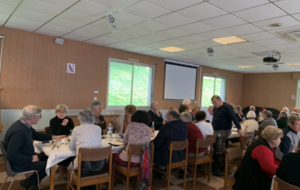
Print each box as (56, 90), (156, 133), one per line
(263, 51), (280, 63)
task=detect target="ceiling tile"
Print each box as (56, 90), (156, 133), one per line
(178, 43), (203, 50)
(58, 10), (99, 24)
(35, 28), (62, 37)
(13, 8), (53, 23)
(0, 12), (10, 23)
(145, 0), (202, 11)
(267, 43), (298, 51)
(77, 25), (110, 36)
(156, 28), (190, 38)
(233, 4), (286, 22)
(209, 0), (269, 12)
(197, 30), (231, 39)
(193, 40), (223, 47)
(105, 41), (137, 49)
(0, 0), (22, 6)
(132, 20), (170, 33)
(0, 2), (16, 14)
(159, 39), (186, 46)
(124, 38), (152, 46)
(275, 0), (300, 15)
(125, 46), (154, 53)
(20, 0), (64, 16)
(120, 27), (150, 37)
(152, 13), (195, 27)
(39, 0), (78, 8)
(103, 32), (133, 41)
(6, 16), (44, 31)
(122, 1), (170, 19)
(37, 24), (74, 36)
(139, 33), (169, 43)
(5, 22), (37, 32)
(69, 0), (112, 18)
(255, 38), (289, 46)
(229, 42), (262, 49)
(144, 42), (169, 49)
(177, 3), (227, 21)
(176, 35), (207, 43)
(85, 35), (118, 45)
(253, 16), (300, 31)
(176, 22), (215, 34)
(201, 14), (246, 29)
(240, 31), (277, 41)
(243, 46), (270, 53)
(49, 18), (84, 29)
(62, 30), (99, 41)
(292, 13), (300, 22)
(222, 24), (263, 36)
(88, 0), (140, 10)
(113, 11), (145, 26)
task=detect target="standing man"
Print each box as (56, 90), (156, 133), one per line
(206, 106), (214, 123)
(148, 101), (165, 130)
(4, 105), (66, 190)
(91, 101), (107, 134)
(211, 95), (244, 146)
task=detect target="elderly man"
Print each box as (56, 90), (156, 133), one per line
(211, 95), (244, 146)
(91, 101), (106, 133)
(249, 105), (256, 112)
(4, 105), (65, 190)
(293, 107), (300, 113)
(206, 106), (214, 123)
(153, 109), (188, 178)
(148, 101), (165, 130)
(258, 110), (277, 130)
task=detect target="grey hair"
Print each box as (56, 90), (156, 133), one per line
(78, 109), (95, 124)
(182, 99), (191, 105)
(280, 111), (288, 118)
(91, 101), (102, 110)
(236, 105), (242, 111)
(21, 105), (42, 120)
(263, 110), (272, 118)
(249, 105), (255, 110)
(150, 101), (157, 108)
(180, 112), (192, 122)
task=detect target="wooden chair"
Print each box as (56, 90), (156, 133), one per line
(153, 140), (189, 190)
(224, 147), (242, 190)
(187, 138), (213, 187)
(228, 136), (250, 156)
(112, 144), (154, 190)
(274, 176), (300, 190)
(67, 146), (112, 190)
(44, 126), (50, 134)
(0, 141), (40, 190)
(255, 130), (262, 138)
(206, 135), (217, 143)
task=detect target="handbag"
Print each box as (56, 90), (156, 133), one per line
(80, 159), (107, 177)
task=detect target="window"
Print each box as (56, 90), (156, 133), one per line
(201, 75), (227, 107)
(107, 58), (154, 108)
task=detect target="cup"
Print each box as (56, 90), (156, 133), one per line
(61, 138), (66, 144)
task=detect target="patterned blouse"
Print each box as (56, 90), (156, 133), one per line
(119, 122), (152, 163)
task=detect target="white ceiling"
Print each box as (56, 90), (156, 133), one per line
(1, 0), (300, 73)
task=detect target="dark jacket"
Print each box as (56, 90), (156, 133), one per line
(276, 152), (300, 187)
(50, 116), (74, 135)
(153, 119), (188, 166)
(4, 120), (52, 167)
(279, 126), (299, 155)
(148, 110), (164, 130)
(94, 114), (106, 133)
(276, 117), (288, 129)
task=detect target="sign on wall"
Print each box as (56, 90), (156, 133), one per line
(67, 63), (75, 74)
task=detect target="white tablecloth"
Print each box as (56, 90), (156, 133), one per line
(34, 138), (125, 175)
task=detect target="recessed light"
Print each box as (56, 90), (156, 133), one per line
(213, 36), (246, 45)
(238, 66), (254, 68)
(287, 63), (300, 66)
(160, 46), (185, 53)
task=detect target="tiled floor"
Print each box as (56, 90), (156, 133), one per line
(0, 156), (235, 190)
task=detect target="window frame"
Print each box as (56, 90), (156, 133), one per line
(201, 73), (227, 108)
(106, 58), (155, 110)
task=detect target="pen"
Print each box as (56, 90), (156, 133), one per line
(51, 145), (56, 150)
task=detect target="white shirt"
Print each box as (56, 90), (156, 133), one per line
(206, 112), (213, 123)
(195, 121), (214, 138)
(242, 119), (259, 133)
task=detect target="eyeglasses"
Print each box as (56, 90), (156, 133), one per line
(58, 111), (67, 114)
(35, 115), (42, 119)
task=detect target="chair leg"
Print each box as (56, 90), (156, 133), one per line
(126, 176), (130, 190)
(193, 164), (197, 187)
(99, 183), (102, 190)
(183, 166), (187, 188)
(204, 163), (207, 178)
(111, 166), (115, 190)
(7, 176), (17, 190)
(34, 171), (40, 190)
(167, 167), (171, 190)
(67, 171), (70, 190)
(208, 162), (212, 183)
(176, 168), (179, 179)
(0, 176), (8, 190)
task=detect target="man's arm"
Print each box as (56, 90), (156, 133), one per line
(99, 115), (107, 130)
(32, 128), (52, 141)
(259, 121), (267, 130)
(153, 125), (167, 147)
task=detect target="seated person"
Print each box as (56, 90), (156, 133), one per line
(232, 126), (283, 190)
(206, 106), (214, 123)
(50, 104), (74, 136)
(191, 106), (200, 116)
(91, 101), (106, 134)
(111, 104), (136, 133)
(258, 107), (266, 122)
(235, 105), (245, 123)
(180, 112), (205, 158)
(69, 109), (102, 170)
(194, 111), (213, 138)
(113, 110), (152, 178)
(276, 111), (288, 129)
(182, 99), (195, 121)
(4, 105), (65, 190)
(242, 111), (259, 135)
(178, 104), (188, 113)
(153, 110), (188, 170)
(148, 101), (165, 130)
(278, 107), (289, 119)
(277, 115), (300, 156)
(276, 152), (300, 187)
(259, 110), (277, 130)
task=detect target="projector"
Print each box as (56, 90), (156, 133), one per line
(263, 56), (278, 63)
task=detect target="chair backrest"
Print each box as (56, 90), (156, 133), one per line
(255, 130), (262, 138)
(170, 140), (188, 151)
(239, 135), (250, 150)
(0, 140), (17, 176)
(44, 126), (50, 134)
(274, 177), (300, 190)
(129, 144), (143, 157)
(206, 135), (217, 143)
(227, 147), (242, 162)
(79, 146), (112, 162)
(195, 138), (212, 149)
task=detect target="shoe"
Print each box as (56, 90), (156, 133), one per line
(28, 185), (38, 190)
(19, 179), (31, 189)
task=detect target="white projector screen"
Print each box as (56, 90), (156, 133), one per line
(163, 62), (197, 100)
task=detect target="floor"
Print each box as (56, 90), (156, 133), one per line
(0, 157), (235, 190)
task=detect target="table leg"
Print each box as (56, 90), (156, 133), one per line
(50, 165), (56, 190)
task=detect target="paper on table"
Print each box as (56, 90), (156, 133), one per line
(110, 141), (123, 146)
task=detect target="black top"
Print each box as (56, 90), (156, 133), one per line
(148, 110), (164, 130)
(94, 114), (106, 134)
(50, 116), (74, 135)
(4, 120), (52, 167)
(276, 117), (288, 129)
(236, 113), (244, 123)
(212, 102), (241, 131)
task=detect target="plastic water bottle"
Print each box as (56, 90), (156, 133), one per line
(107, 123), (113, 141)
(151, 121), (155, 137)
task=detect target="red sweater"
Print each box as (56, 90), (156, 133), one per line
(187, 122), (206, 154)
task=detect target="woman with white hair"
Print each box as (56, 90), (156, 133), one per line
(242, 111), (259, 142)
(182, 99), (195, 121)
(235, 105), (245, 123)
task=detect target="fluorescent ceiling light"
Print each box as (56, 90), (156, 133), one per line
(160, 46), (185, 53)
(238, 66), (254, 68)
(287, 63), (300, 66)
(213, 36), (247, 45)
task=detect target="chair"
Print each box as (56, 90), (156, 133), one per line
(206, 135), (217, 143)
(255, 130), (262, 138)
(153, 140), (189, 190)
(44, 126), (50, 134)
(187, 138), (213, 187)
(274, 176), (300, 190)
(224, 147), (242, 190)
(228, 136), (250, 156)
(0, 141), (40, 190)
(112, 144), (154, 190)
(67, 146), (112, 190)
